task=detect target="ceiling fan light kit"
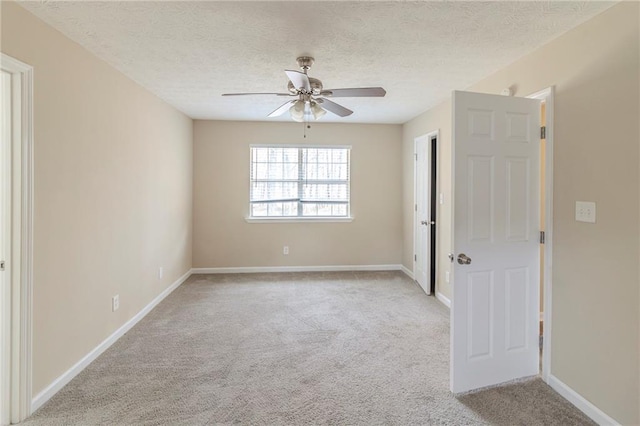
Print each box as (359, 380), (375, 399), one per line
(289, 99), (305, 122)
(310, 101), (326, 120)
(222, 57), (386, 122)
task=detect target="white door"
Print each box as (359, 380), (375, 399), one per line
(0, 69), (11, 426)
(451, 90), (541, 393)
(414, 135), (430, 294)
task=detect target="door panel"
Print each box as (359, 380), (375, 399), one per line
(505, 267), (529, 352)
(466, 270), (493, 360)
(451, 90), (540, 393)
(506, 158), (530, 241)
(467, 156), (494, 242)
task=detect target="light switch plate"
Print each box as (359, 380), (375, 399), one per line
(575, 201), (596, 223)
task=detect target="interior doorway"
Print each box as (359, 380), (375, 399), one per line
(450, 90), (542, 393)
(413, 131), (438, 295)
(450, 87), (554, 393)
(428, 135), (437, 294)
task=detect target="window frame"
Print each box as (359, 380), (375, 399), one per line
(246, 144), (353, 223)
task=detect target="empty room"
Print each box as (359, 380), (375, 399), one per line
(1, 1), (638, 425)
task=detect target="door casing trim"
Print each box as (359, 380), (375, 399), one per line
(1, 53), (34, 423)
(527, 86), (554, 383)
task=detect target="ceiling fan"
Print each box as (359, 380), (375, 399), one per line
(222, 56), (386, 122)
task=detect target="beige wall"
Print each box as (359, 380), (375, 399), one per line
(193, 121), (402, 268)
(1, 2), (193, 395)
(402, 2), (639, 423)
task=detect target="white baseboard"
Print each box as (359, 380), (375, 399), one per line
(31, 269), (193, 413)
(192, 264), (403, 274)
(436, 291), (451, 308)
(400, 265), (414, 279)
(547, 374), (619, 425)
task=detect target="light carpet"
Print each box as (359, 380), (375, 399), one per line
(23, 271), (595, 425)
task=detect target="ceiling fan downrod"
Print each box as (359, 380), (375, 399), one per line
(296, 56), (314, 74)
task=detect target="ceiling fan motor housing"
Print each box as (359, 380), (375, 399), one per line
(287, 77), (323, 96)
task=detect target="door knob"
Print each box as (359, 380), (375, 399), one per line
(457, 253), (472, 265)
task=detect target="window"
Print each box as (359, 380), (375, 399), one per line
(250, 146), (350, 219)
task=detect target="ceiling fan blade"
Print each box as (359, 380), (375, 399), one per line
(320, 87), (386, 97)
(316, 98), (353, 117)
(222, 92), (292, 96)
(285, 70), (311, 92)
(268, 100), (296, 117)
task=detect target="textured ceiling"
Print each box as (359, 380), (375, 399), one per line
(19, 1), (616, 123)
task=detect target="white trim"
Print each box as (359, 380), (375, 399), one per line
(400, 265), (414, 279)
(527, 86), (554, 383)
(0, 53), (34, 424)
(245, 216), (353, 223)
(539, 311), (544, 322)
(31, 269), (192, 413)
(547, 375), (620, 425)
(248, 145), (352, 221)
(250, 143), (352, 149)
(436, 291), (451, 309)
(1, 66), (12, 426)
(192, 264), (403, 274)
(412, 134), (425, 292)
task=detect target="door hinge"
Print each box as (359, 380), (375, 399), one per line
(0, 261), (4, 271)
(540, 126), (546, 139)
(414, 153), (418, 161)
(540, 231), (545, 244)
(415, 204), (417, 212)
(414, 254), (417, 262)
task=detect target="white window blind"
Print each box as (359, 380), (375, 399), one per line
(250, 146), (350, 218)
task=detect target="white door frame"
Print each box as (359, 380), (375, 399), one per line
(527, 86), (554, 383)
(1, 65), (12, 426)
(1, 53), (34, 423)
(413, 130), (439, 293)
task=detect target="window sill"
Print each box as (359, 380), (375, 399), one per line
(245, 216), (354, 224)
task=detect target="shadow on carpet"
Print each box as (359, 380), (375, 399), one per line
(457, 379), (596, 426)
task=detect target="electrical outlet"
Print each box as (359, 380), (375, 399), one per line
(158, 267), (163, 280)
(283, 246), (289, 255)
(112, 295), (119, 312)
(575, 201), (596, 223)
